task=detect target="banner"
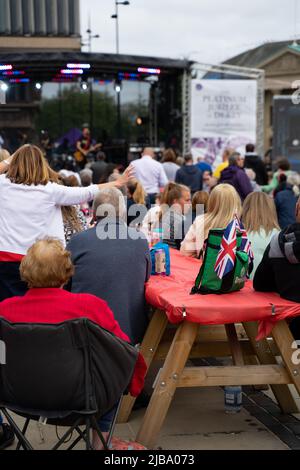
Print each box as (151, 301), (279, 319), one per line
(191, 79), (257, 169)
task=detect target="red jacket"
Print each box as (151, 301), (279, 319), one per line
(0, 288), (146, 397)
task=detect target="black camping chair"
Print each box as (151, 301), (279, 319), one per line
(0, 318), (138, 450)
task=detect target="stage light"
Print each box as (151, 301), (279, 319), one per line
(137, 67), (161, 75)
(0, 65), (13, 71)
(136, 116), (149, 126)
(0, 83), (8, 92)
(9, 78), (30, 84)
(118, 72), (140, 80)
(67, 63), (91, 69)
(2, 70), (25, 76)
(114, 78), (122, 93)
(61, 69), (84, 75)
(35, 83), (42, 90)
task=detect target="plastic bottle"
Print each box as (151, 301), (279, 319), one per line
(152, 228), (163, 246)
(224, 386), (242, 414)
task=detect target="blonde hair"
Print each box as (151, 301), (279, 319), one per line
(20, 238), (74, 288)
(242, 192), (279, 234)
(62, 206), (84, 233)
(0, 148), (10, 162)
(7, 144), (59, 186)
(287, 172), (300, 197)
(223, 147), (235, 161)
(203, 184), (242, 239)
(127, 178), (147, 205)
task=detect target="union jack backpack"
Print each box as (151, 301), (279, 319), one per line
(191, 219), (254, 295)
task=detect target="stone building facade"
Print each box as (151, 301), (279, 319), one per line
(0, 0), (81, 139)
(226, 40), (300, 153)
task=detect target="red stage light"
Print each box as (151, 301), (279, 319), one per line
(137, 67), (161, 75)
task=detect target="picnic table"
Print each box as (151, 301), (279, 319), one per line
(118, 249), (300, 449)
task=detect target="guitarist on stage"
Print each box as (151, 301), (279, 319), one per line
(75, 126), (102, 169)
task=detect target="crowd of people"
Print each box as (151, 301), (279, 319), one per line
(0, 139), (300, 450)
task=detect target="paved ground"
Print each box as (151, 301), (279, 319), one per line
(4, 386), (295, 450)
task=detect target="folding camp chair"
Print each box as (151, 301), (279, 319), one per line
(0, 318), (138, 450)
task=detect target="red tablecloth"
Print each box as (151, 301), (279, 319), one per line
(145, 249), (300, 340)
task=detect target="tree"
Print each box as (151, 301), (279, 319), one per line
(36, 85), (116, 140)
(36, 85), (150, 143)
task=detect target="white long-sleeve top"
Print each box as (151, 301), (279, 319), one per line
(0, 175), (99, 257)
(180, 214), (205, 258)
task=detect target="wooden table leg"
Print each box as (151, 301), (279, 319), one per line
(136, 321), (199, 449)
(117, 310), (169, 423)
(225, 324), (244, 366)
(272, 320), (300, 398)
(243, 321), (298, 414)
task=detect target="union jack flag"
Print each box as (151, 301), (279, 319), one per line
(214, 220), (237, 279)
(236, 219), (254, 262)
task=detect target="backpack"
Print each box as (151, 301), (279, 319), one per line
(191, 220), (253, 295)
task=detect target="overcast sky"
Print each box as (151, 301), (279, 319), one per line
(80, 0), (299, 63)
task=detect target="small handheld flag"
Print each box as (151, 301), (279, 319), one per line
(214, 220), (237, 279)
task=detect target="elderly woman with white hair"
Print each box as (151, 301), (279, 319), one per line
(67, 187), (151, 346)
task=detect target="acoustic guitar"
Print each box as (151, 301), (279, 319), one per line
(74, 143), (102, 163)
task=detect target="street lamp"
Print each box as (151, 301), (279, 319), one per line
(114, 79), (122, 137)
(0, 81), (8, 104)
(81, 16), (100, 53)
(111, 1), (130, 138)
(79, 79), (95, 135)
(111, 1), (130, 54)
(114, 80), (122, 94)
(0, 83), (9, 92)
(86, 29), (100, 53)
(81, 81), (88, 91)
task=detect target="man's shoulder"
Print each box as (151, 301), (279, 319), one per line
(245, 153), (260, 160)
(127, 226), (148, 242)
(217, 162), (227, 170)
(238, 167), (248, 177)
(268, 232), (282, 259)
(152, 159), (163, 167)
(92, 161), (106, 168)
(67, 227), (96, 248)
